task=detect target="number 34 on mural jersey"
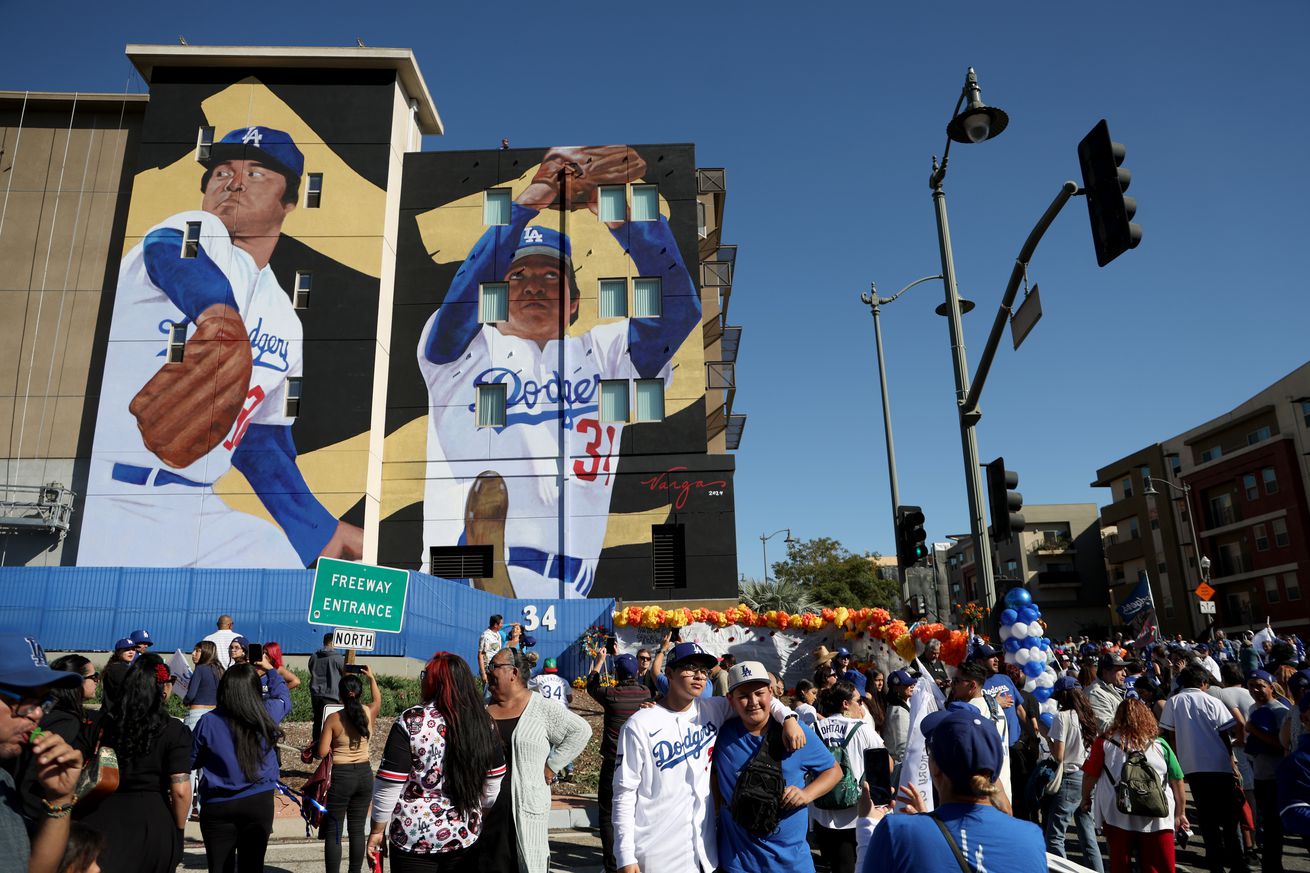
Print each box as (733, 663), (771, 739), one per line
(572, 418), (617, 484)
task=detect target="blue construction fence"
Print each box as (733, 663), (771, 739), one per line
(0, 567), (613, 681)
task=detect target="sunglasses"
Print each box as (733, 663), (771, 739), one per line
(84, 673), (100, 682)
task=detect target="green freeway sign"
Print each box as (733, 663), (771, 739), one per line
(309, 558), (409, 633)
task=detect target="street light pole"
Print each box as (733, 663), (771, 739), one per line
(1144, 476), (1210, 637)
(761, 528), (794, 583)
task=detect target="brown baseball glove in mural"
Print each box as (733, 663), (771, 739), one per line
(129, 303), (252, 469)
(531, 145), (648, 212)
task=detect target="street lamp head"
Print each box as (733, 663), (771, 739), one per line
(934, 297), (976, 316)
(1200, 555), (1212, 573)
(1142, 480), (1159, 497)
(947, 67), (1009, 145)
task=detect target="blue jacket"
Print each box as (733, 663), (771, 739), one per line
(1278, 733), (1310, 836)
(191, 669), (291, 804)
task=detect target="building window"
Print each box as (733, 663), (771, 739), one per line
(305, 173), (323, 208)
(631, 184), (658, 222)
(1121, 476), (1133, 499)
(1167, 453), (1182, 476)
(1208, 493), (1235, 527)
(1272, 517), (1290, 548)
(476, 383), (506, 428)
(1243, 473), (1259, 501)
(697, 200), (707, 238)
(652, 524), (687, 589)
(166, 323), (187, 363)
(1149, 518), (1159, 531)
(479, 283), (509, 323)
(429, 545), (493, 579)
(598, 278), (627, 319)
(1247, 426), (1272, 445)
(634, 380), (664, 422)
(632, 277), (662, 318)
(484, 189), (511, 226)
(1157, 562), (1168, 576)
(285, 377), (303, 417)
(1127, 517), (1140, 540)
(599, 380), (629, 422)
(1200, 445), (1223, 463)
(598, 186), (626, 222)
(1302, 400), (1310, 428)
(1265, 575), (1281, 604)
(1262, 466), (1278, 494)
(1287, 572), (1302, 601)
(1253, 523), (1269, 551)
(182, 221), (202, 258)
(1139, 466), (1152, 487)
(293, 271), (312, 309)
(196, 126), (215, 161)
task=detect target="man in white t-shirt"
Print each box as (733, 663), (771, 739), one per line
(612, 643), (806, 873)
(1160, 663), (1247, 873)
(477, 614), (504, 683)
(203, 615), (241, 669)
(810, 679), (886, 873)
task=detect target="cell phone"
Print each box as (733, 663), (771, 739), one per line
(670, 626), (682, 642)
(344, 664), (366, 675)
(605, 636), (618, 655)
(864, 747), (893, 806)
(246, 643), (263, 665)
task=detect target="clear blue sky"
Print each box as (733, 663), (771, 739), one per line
(5, 3), (1307, 578)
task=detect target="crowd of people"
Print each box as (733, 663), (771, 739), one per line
(4, 613), (1310, 873)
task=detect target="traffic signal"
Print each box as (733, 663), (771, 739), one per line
(895, 505), (929, 569)
(911, 595), (928, 619)
(985, 458), (1026, 542)
(1078, 119), (1141, 267)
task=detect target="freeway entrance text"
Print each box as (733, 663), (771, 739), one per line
(309, 558), (409, 633)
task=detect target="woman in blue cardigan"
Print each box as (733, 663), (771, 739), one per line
(192, 659), (291, 873)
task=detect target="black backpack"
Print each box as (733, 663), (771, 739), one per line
(731, 722), (785, 836)
(1104, 738), (1169, 818)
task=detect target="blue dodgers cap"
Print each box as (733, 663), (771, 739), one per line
(836, 647), (851, 658)
(887, 669), (918, 688)
(510, 224), (574, 270)
(921, 704), (1005, 789)
(205, 126), (305, 180)
(1249, 669), (1276, 685)
(129, 629), (153, 646)
(667, 641), (717, 671)
(614, 653), (639, 679)
(0, 634), (81, 690)
(1053, 675), (1081, 693)
(969, 643), (999, 660)
(113, 637), (135, 652)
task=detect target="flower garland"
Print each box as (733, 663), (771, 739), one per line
(611, 604), (972, 666)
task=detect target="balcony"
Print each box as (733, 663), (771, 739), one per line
(1031, 535), (1075, 555)
(720, 326), (742, 363)
(1035, 570), (1081, 587)
(726, 414), (747, 450)
(1105, 537), (1147, 565)
(706, 361), (736, 390)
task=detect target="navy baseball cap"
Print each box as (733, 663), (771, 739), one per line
(969, 643), (1000, 660)
(1053, 675), (1081, 693)
(1248, 669), (1275, 685)
(113, 637), (135, 652)
(0, 634), (81, 690)
(667, 641), (717, 671)
(614, 653), (639, 679)
(887, 669), (918, 688)
(921, 703), (1005, 788)
(204, 126), (305, 180)
(835, 647), (851, 658)
(510, 224), (574, 270)
(129, 629), (153, 647)
(230, 635), (250, 649)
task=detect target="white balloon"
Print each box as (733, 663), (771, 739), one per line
(999, 625), (1014, 641)
(1038, 672), (1055, 688)
(1011, 622), (1028, 639)
(1004, 651), (1018, 665)
(1041, 699), (1058, 715)
(1015, 648), (1030, 665)
(1030, 649), (1047, 665)
(1025, 680), (1038, 693)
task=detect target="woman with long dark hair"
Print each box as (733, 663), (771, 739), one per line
(73, 652), (192, 873)
(18, 656), (100, 821)
(184, 641), (224, 731)
(1041, 678), (1104, 873)
(369, 653), (506, 872)
(316, 666), (381, 873)
(191, 661), (291, 873)
(865, 670), (887, 731)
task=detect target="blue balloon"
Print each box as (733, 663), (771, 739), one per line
(1033, 686), (1052, 702)
(1018, 606), (1038, 624)
(1023, 660), (1045, 679)
(1030, 605), (1042, 618)
(1004, 587), (1033, 609)
(1004, 637), (1022, 653)
(1039, 638), (1050, 650)
(1024, 636), (1042, 650)
(1000, 608), (1018, 625)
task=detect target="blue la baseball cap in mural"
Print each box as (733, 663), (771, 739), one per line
(921, 703), (1005, 788)
(0, 634), (81, 690)
(667, 641), (717, 671)
(204, 126), (305, 180)
(129, 629), (153, 647)
(510, 224), (574, 270)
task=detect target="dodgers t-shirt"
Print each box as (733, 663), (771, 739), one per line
(715, 719), (834, 873)
(982, 673), (1022, 745)
(867, 802), (1046, 873)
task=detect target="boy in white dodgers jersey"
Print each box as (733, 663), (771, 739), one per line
(417, 145), (700, 599)
(79, 126), (363, 567)
(611, 643), (807, 873)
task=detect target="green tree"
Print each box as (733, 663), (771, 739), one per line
(770, 537), (900, 609)
(738, 576), (820, 614)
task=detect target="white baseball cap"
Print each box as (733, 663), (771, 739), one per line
(726, 660), (771, 693)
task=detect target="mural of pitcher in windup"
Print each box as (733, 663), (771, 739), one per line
(417, 146), (699, 599)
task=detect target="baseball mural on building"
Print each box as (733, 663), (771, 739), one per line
(76, 76), (384, 568)
(412, 146), (701, 599)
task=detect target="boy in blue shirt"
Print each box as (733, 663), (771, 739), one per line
(715, 660), (842, 873)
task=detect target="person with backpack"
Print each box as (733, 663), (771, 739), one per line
(714, 661), (841, 873)
(810, 680), (885, 873)
(1041, 677), (1105, 873)
(1079, 695), (1187, 873)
